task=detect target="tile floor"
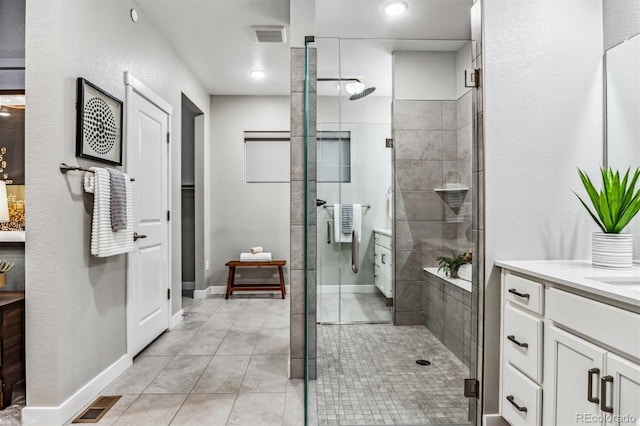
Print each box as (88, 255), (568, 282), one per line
(317, 291), (392, 323)
(315, 324), (470, 425)
(68, 294), (470, 426)
(66, 294), (304, 426)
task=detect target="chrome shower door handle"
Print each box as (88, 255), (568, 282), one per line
(351, 229), (359, 273)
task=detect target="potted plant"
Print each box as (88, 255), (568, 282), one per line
(436, 249), (472, 279)
(0, 258), (15, 288)
(575, 167), (640, 269)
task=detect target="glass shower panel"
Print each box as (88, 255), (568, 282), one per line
(306, 37), (478, 426)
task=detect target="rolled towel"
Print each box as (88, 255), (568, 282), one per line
(240, 252), (272, 262)
(250, 246), (264, 254)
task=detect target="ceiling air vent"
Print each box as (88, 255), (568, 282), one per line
(253, 26), (287, 43)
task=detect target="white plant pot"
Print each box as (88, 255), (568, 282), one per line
(592, 232), (633, 269)
(457, 264), (472, 282)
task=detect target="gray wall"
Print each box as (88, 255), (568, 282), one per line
(392, 47), (473, 326)
(209, 95), (291, 288)
(482, 0), (603, 415)
(25, 0), (210, 415)
(603, 0), (640, 51)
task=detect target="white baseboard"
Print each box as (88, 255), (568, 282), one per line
(193, 286), (226, 298)
(22, 354), (132, 426)
(170, 309), (184, 329)
(319, 284), (377, 294)
(483, 414), (509, 426)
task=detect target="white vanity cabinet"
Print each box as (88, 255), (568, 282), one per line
(373, 230), (392, 298)
(497, 261), (640, 426)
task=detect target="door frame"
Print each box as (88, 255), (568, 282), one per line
(124, 72), (173, 356)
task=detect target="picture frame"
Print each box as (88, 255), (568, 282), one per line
(76, 78), (123, 165)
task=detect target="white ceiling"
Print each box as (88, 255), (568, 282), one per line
(133, 0), (472, 96)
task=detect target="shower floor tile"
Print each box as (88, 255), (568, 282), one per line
(318, 291), (392, 323)
(312, 323), (470, 425)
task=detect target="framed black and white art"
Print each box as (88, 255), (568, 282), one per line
(76, 78), (123, 165)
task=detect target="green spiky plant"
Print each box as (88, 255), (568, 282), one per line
(436, 250), (472, 278)
(575, 167), (640, 233)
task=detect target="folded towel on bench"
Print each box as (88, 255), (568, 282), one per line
(240, 252), (272, 262)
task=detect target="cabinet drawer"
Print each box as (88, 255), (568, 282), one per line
(504, 305), (543, 383)
(547, 288), (640, 361)
(502, 363), (542, 426)
(374, 233), (392, 250)
(505, 273), (543, 315)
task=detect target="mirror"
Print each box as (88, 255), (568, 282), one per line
(0, 92), (26, 243)
(606, 33), (640, 170)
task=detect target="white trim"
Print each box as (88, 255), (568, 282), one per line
(318, 284), (377, 294)
(170, 309), (184, 329)
(483, 414), (509, 426)
(22, 354), (132, 426)
(124, 72), (173, 115)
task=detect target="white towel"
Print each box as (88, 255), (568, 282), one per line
(333, 204), (362, 243)
(240, 252), (272, 262)
(85, 167), (134, 257)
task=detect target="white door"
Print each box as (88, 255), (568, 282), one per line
(543, 325), (606, 425)
(604, 353), (640, 425)
(126, 81), (171, 357)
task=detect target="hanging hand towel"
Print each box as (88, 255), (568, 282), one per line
(107, 168), (127, 231)
(333, 204), (362, 243)
(86, 167), (134, 257)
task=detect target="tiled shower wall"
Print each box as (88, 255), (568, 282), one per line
(290, 47), (317, 380)
(393, 94), (473, 326)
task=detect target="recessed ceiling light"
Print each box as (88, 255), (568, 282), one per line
(384, 1), (408, 16)
(249, 69), (266, 79)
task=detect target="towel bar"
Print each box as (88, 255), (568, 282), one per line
(60, 163), (135, 181)
(323, 204), (371, 210)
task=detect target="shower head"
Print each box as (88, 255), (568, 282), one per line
(349, 86), (376, 101)
(317, 77), (376, 100)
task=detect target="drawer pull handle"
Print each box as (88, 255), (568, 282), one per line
(587, 368), (600, 404)
(600, 375), (614, 413)
(381, 253), (387, 264)
(506, 395), (527, 413)
(507, 335), (528, 348)
(508, 288), (530, 299)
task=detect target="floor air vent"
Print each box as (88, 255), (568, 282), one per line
(253, 26), (287, 43)
(72, 395), (121, 423)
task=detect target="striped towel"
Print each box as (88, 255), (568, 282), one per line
(85, 167), (134, 257)
(333, 204), (362, 243)
(107, 168), (127, 231)
(341, 204), (353, 234)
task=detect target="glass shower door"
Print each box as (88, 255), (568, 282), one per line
(304, 37), (479, 426)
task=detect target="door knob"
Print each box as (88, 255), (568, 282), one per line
(133, 232), (147, 241)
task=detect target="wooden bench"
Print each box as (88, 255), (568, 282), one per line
(224, 260), (286, 299)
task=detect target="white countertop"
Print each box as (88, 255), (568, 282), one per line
(373, 228), (392, 237)
(495, 260), (640, 308)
